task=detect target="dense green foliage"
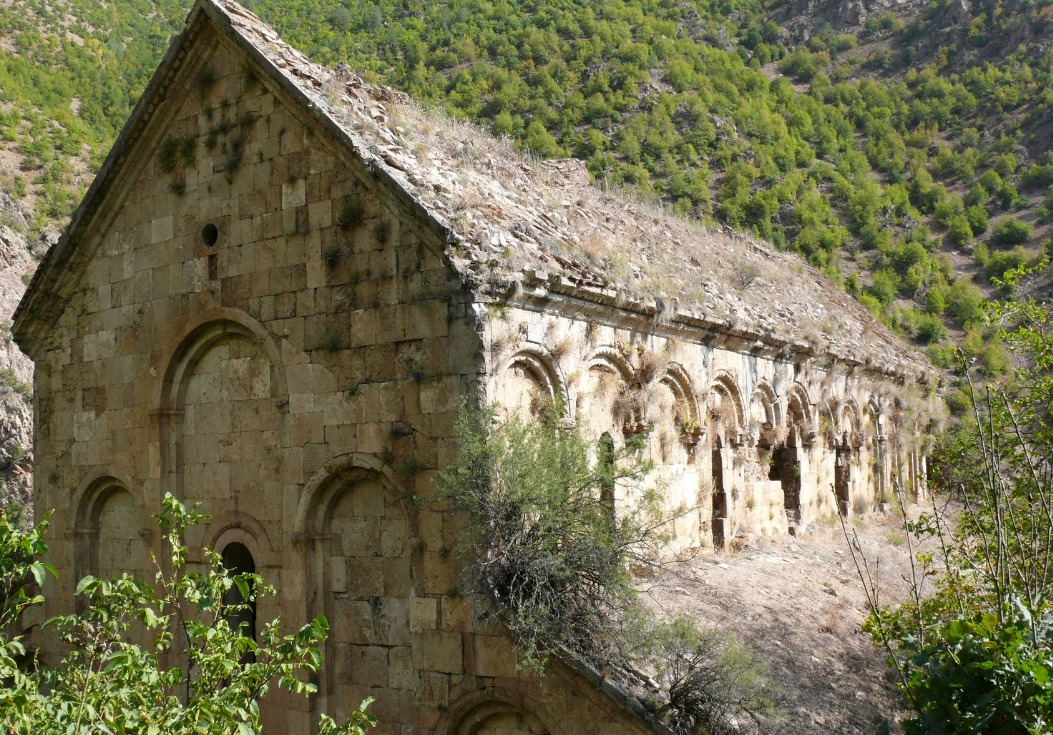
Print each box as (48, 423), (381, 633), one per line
(859, 268), (1053, 732)
(0, 494), (374, 735)
(0, 0), (185, 227)
(2, 0), (1053, 367)
(436, 403), (773, 733)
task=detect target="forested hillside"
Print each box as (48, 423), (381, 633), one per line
(2, 0), (1052, 387)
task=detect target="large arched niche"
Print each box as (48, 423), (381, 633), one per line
(748, 380), (779, 447)
(865, 395), (884, 441)
(441, 691), (556, 735)
(708, 371), (745, 446)
(818, 398), (838, 447)
(157, 316), (288, 524)
(838, 398), (863, 447)
(158, 311), (288, 410)
(491, 346), (569, 422)
(71, 475), (150, 585)
(784, 382), (814, 446)
(296, 454), (413, 722)
(650, 363), (701, 464)
(577, 347), (634, 441)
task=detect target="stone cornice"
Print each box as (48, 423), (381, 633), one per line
(493, 270), (937, 387)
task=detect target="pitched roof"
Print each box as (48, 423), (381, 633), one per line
(15, 0), (934, 382)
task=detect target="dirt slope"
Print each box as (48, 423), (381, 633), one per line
(646, 511), (929, 733)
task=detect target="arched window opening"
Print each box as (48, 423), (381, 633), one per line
(835, 444), (852, 517)
(598, 432), (616, 522)
(712, 436), (728, 549)
(222, 542), (257, 664)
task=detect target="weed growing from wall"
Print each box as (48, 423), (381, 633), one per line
(437, 401), (775, 734)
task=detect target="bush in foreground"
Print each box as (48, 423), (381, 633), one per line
(437, 403), (774, 734)
(0, 495), (374, 735)
(850, 265), (1053, 733)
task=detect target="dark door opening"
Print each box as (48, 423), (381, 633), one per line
(711, 440), (728, 549)
(770, 443), (801, 526)
(835, 441), (851, 516)
(222, 542), (257, 664)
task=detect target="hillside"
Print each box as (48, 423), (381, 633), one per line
(0, 0), (1051, 517)
(0, 0), (1041, 727)
(1, 0), (1052, 388)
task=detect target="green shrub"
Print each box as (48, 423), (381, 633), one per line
(915, 313), (947, 343)
(977, 169), (1004, 193)
(992, 152), (1018, 177)
(971, 241), (989, 267)
(924, 283), (949, 315)
(1020, 163), (1053, 189)
(859, 292), (885, 317)
(994, 183), (1025, 210)
(991, 217), (1034, 246)
(946, 214), (973, 245)
(965, 204), (988, 234)
(0, 497), (375, 735)
(436, 404), (775, 731)
(857, 288), (1053, 733)
(926, 341), (956, 369)
(964, 183), (987, 207)
(868, 269), (900, 306)
(947, 280), (985, 326)
(984, 246), (1029, 282)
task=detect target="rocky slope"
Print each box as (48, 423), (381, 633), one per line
(0, 190), (37, 521)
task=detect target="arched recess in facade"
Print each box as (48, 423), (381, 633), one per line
(833, 398), (867, 511)
(707, 372), (745, 548)
(579, 346), (635, 441)
(155, 312), (289, 517)
(838, 397), (864, 447)
(747, 380), (780, 447)
(865, 396), (888, 504)
(650, 362), (702, 465)
(440, 690), (558, 735)
(770, 382), (813, 525)
(708, 371), (746, 447)
(491, 345), (570, 421)
(294, 453), (413, 723)
(784, 382), (814, 446)
(70, 473), (151, 589)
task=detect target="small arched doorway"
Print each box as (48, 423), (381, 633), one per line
(835, 435), (852, 516)
(221, 542), (257, 664)
(598, 431), (616, 522)
(711, 437), (728, 549)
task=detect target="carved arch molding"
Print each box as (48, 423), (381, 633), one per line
(443, 697), (555, 735)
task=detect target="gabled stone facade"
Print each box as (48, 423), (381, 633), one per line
(12, 1), (939, 733)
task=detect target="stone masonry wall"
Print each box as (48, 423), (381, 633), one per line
(27, 23), (667, 735)
(485, 301), (927, 550)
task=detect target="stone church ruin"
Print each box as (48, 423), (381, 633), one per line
(12, 0), (939, 732)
